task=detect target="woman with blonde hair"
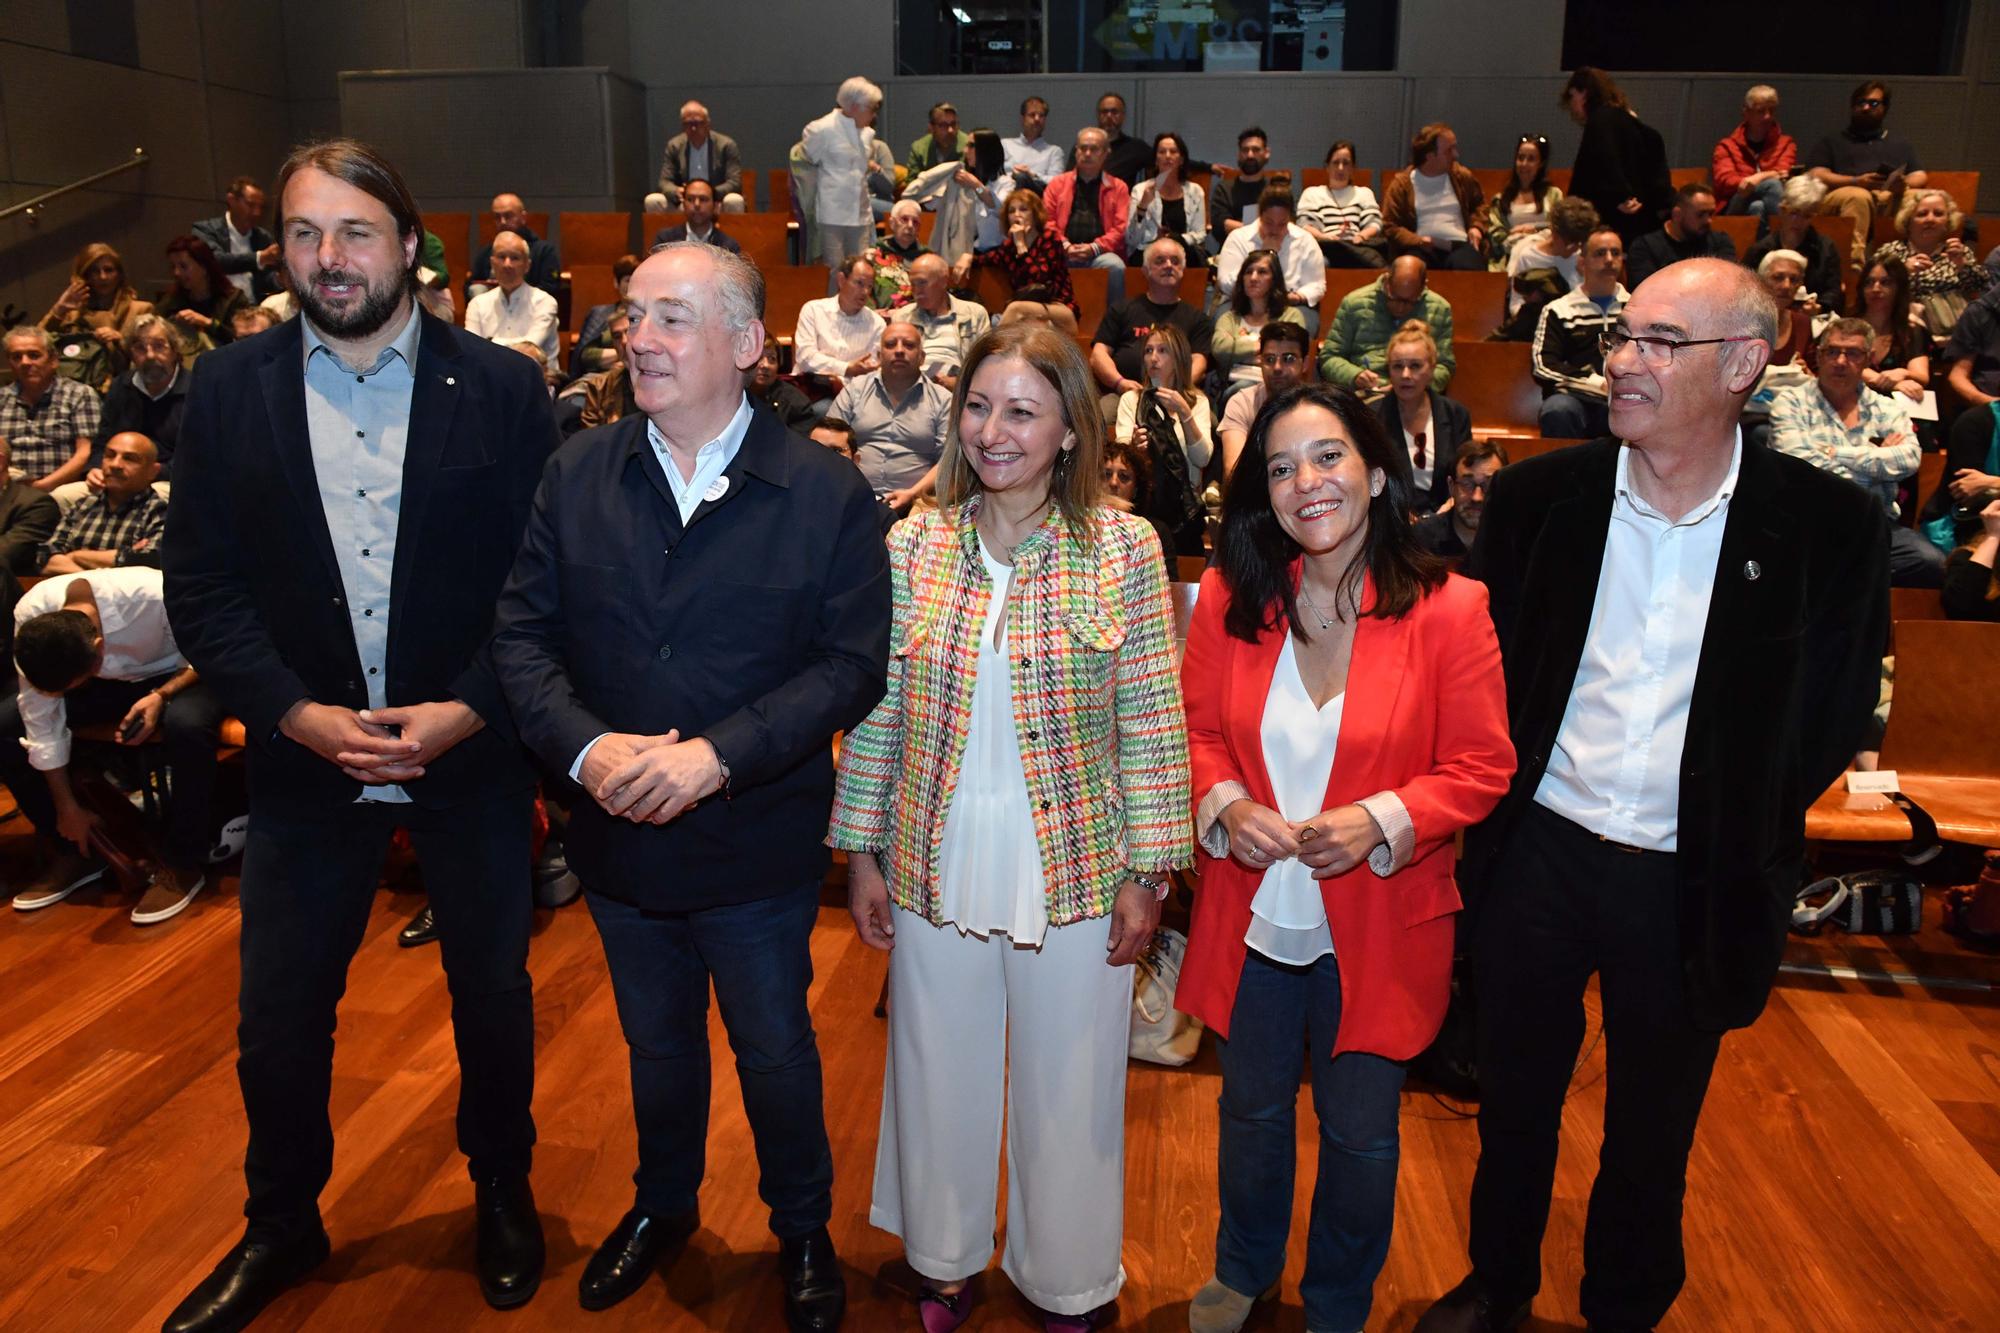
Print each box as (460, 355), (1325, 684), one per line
(39, 243), (153, 390)
(1874, 188), (1991, 334)
(831, 322), (1191, 1332)
(1115, 322), (1214, 557)
(1372, 320), (1471, 515)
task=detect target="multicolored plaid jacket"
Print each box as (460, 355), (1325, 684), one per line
(828, 497), (1193, 926)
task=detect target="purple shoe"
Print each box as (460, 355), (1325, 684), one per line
(918, 1282), (975, 1332)
(1042, 1302), (1113, 1331)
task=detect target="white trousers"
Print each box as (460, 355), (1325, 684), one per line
(872, 905), (1134, 1316)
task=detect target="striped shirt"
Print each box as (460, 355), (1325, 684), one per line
(1297, 183), (1381, 239)
(0, 377), (101, 481)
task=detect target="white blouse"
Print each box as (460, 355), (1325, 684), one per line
(933, 539), (1051, 945)
(1243, 631), (1342, 964)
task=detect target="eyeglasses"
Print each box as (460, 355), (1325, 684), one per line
(1820, 345), (1869, 364)
(1258, 352), (1304, 367)
(1855, 97), (1885, 108)
(1600, 329), (1761, 368)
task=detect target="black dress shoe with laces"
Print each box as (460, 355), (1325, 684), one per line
(1413, 1274), (1531, 1333)
(475, 1174), (545, 1310)
(578, 1207), (699, 1311)
(780, 1226), (846, 1332)
(397, 904), (437, 947)
(161, 1225), (330, 1333)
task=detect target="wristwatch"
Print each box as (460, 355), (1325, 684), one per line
(1127, 870), (1169, 901)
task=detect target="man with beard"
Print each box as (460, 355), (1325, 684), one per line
(1209, 126), (1291, 241)
(160, 138), (556, 1331)
(1413, 439), (1507, 558)
(1216, 320), (1311, 473)
(94, 314), (189, 474)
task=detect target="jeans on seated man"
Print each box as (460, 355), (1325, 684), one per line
(3, 567), (220, 924)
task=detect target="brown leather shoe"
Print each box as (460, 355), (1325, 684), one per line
(1414, 1274), (1530, 1333)
(10, 843), (104, 912)
(132, 864), (204, 925)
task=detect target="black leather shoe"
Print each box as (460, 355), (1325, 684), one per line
(475, 1174), (545, 1310)
(161, 1226), (330, 1333)
(780, 1227), (846, 1332)
(398, 905), (437, 947)
(1413, 1274), (1530, 1333)
(578, 1207), (699, 1311)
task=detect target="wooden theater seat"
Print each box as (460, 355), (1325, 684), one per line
(763, 266), (830, 344)
(1425, 269), (1508, 342)
(1070, 267), (1113, 341)
(1804, 620), (2000, 845)
(1449, 341), (1542, 436)
(477, 210), (550, 248)
(644, 212), (795, 271)
(1122, 267), (1208, 308)
(424, 212), (471, 322)
(558, 212), (637, 268)
(1483, 433), (1576, 466)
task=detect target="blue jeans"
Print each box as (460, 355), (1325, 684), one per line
(1723, 176), (1784, 225)
(586, 883), (833, 1238)
(1539, 392), (1609, 440)
(1214, 949), (1406, 1332)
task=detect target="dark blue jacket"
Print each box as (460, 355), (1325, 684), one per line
(490, 399), (891, 911)
(163, 309), (554, 811)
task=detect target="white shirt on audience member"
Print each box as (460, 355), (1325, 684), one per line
(465, 283), (559, 367)
(1412, 170), (1468, 244)
(14, 568), (184, 772)
(791, 296), (886, 377)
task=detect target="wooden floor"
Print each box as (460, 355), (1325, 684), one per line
(3, 833), (1999, 1333)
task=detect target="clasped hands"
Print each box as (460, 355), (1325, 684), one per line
(281, 698), (483, 785)
(578, 730), (721, 826)
(1218, 797), (1382, 879)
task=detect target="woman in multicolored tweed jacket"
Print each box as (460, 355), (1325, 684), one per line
(828, 322), (1192, 1333)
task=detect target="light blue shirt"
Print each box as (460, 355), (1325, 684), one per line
(302, 305), (422, 803)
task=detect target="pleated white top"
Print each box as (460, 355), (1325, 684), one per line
(934, 538), (1051, 945)
(1245, 631), (1341, 964)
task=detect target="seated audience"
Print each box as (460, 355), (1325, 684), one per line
(1484, 134), (1564, 266)
(1942, 499), (2000, 621)
(1413, 438), (1508, 558)
(650, 180), (742, 254)
(93, 316), (186, 476)
(192, 176), (281, 302)
(572, 253), (639, 378)
(1943, 282), (2000, 406)
(1044, 129), (1132, 271)
(229, 306), (277, 341)
(0, 437), (60, 574)
(904, 254), (991, 389)
(1077, 90), (1155, 185)
(864, 200), (932, 307)
(1713, 85), (1796, 221)
(1625, 183), (1735, 289)
(1873, 188), (1991, 336)
(906, 101), (961, 177)
(1218, 321), (1313, 473)
(1505, 196), (1601, 320)
(1000, 96), (1067, 196)
(826, 319), (952, 510)
(903, 129), (1007, 275)
(2, 567), (221, 924)
(1532, 226), (1629, 438)
(1855, 256), (1931, 404)
(1210, 249), (1307, 403)
(1380, 122), (1487, 270)
(1091, 236), (1213, 396)
(1743, 176), (1843, 312)
(39, 244), (151, 393)
(968, 189), (1080, 336)
(1114, 324), (1214, 556)
(577, 311), (638, 432)
(157, 236), (249, 355)
(749, 334), (819, 432)
(1808, 81), (1928, 273)
(1216, 188), (1328, 334)
(1374, 320), (1469, 513)
(2, 326), (98, 490)
(1759, 248), (1821, 371)
(1099, 435), (1171, 551)
(1320, 256), (1455, 393)
(1127, 131), (1210, 265)
(464, 231), (559, 367)
(1297, 140), (1385, 269)
(257, 265), (297, 323)
(646, 100), (745, 213)
(1210, 126), (1290, 242)
(42, 432), (166, 572)
(793, 254), (888, 378)
(1771, 318), (1941, 587)
(468, 193), (561, 295)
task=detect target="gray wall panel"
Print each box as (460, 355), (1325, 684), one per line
(205, 87), (293, 190)
(0, 45), (208, 194)
(406, 0), (524, 71)
(135, 0), (203, 81)
(200, 0), (288, 97)
(281, 0), (408, 102)
(623, 1), (890, 93)
(0, 2), (70, 51)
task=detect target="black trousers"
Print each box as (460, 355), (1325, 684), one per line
(0, 673), (223, 866)
(235, 788), (536, 1237)
(1467, 803), (1723, 1332)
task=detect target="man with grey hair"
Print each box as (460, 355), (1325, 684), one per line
(1712, 84), (1796, 221)
(646, 100), (745, 214)
(94, 314), (189, 475)
(1743, 174), (1843, 311)
(466, 230), (560, 367)
(801, 76), (885, 276)
(490, 240), (889, 1329)
(1044, 127), (1132, 271)
(904, 253), (990, 388)
(0, 325), (98, 490)
(1417, 257), (1888, 1333)
(468, 192), (562, 297)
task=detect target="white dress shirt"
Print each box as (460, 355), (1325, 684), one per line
(1001, 135), (1068, 184)
(465, 282), (560, 366)
(791, 296), (885, 376)
(1534, 436), (1743, 851)
(1216, 221), (1327, 307)
(224, 215), (256, 299)
(15, 568), (184, 772)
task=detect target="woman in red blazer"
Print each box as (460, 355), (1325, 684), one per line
(1177, 383), (1514, 1333)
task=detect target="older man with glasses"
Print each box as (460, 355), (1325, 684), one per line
(1416, 258), (1889, 1333)
(1319, 255), (1455, 394)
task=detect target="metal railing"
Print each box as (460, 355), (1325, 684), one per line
(1, 149), (149, 225)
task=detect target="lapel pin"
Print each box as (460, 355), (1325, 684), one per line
(444, 376), (456, 386)
(703, 475), (730, 503)
(1744, 560), (1762, 581)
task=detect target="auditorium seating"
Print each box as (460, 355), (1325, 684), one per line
(767, 169), (793, 218)
(1449, 342), (1543, 436)
(1121, 267), (1208, 307)
(559, 212), (637, 267)
(425, 212), (471, 321)
(478, 210), (550, 247)
(763, 265), (830, 346)
(1298, 168), (1373, 191)
(1424, 270), (1508, 341)
(1483, 433), (1578, 465)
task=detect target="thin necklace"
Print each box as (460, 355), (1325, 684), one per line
(1297, 581), (1342, 631)
(984, 498), (1051, 564)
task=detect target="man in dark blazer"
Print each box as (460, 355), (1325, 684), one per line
(648, 178), (743, 255)
(1418, 259), (1888, 1333)
(648, 100), (746, 212)
(192, 176), (282, 301)
(160, 139), (555, 1333)
(0, 436), (60, 575)
(490, 241), (888, 1328)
